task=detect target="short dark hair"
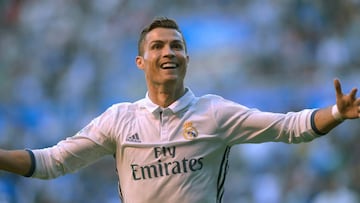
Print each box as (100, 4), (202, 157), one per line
(137, 17), (187, 56)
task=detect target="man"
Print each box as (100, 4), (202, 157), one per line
(0, 17), (359, 203)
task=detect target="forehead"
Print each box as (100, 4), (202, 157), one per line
(144, 28), (184, 44)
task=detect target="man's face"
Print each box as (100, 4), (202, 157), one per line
(136, 28), (189, 87)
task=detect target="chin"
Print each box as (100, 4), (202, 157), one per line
(161, 77), (182, 84)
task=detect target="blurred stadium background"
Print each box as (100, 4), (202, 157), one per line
(0, 0), (360, 202)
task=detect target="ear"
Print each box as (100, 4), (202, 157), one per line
(136, 56), (145, 70)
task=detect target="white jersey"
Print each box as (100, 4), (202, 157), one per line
(30, 89), (322, 203)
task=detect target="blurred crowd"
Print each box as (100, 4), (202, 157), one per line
(0, 0), (359, 202)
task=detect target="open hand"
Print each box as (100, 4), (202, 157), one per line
(334, 79), (360, 119)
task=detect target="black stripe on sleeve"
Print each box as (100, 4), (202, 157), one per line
(24, 149), (36, 177)
(310, 110), (327, 136)
(216, 146), (231, 203)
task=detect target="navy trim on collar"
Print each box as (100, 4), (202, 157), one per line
(140, 88), (195, 114)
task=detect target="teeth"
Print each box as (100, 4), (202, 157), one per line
(161, 63), (177, 69)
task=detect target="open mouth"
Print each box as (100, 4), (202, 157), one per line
(160, 62), (178, 69)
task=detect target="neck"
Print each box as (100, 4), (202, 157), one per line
(147, 84), (185, 108)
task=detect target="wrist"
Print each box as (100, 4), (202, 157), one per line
(331, 104), (344, 122)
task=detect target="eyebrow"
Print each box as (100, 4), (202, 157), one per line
(149, 39), (184, 44)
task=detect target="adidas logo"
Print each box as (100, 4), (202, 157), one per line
(126, 133), (141, 143)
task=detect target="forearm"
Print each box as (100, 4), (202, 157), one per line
(313, 105), (343, 134)
(0, 149), (34, 176)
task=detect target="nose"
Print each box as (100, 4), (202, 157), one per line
(162, 45), (175, 57)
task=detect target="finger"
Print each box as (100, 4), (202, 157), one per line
(356, 98), (360, 106)
(334, 78), (343, 98)
(349, 88), (358, 99)
(356, 98), (360, 118)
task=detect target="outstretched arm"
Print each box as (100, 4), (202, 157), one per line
(313, 79), (360, 134)
(0, 149), (34, 176)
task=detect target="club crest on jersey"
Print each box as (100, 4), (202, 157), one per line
(183, 121), (198, 140)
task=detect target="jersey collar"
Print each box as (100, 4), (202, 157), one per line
(142, 88), (195, 114)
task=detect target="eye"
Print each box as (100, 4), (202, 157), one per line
(172, 43), (184, 50)
(151, 43), (163, 50)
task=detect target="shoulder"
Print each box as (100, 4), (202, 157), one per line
(198, 94), (246, 107)
(96, 101), (142, 120)
(103, 101), (144, 118)
(192, 94), (251, 120)
(197, 94), (225, 104)
(109, 101), (138, 111)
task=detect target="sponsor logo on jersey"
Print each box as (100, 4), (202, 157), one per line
(130, 146), (204, 181)
(126, 133), (141, 143)
(183, 121), (198, 140)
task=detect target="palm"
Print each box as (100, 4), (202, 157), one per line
(334, 79), (360, 119)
